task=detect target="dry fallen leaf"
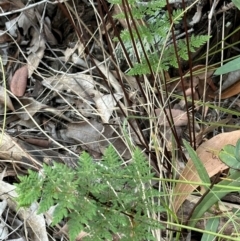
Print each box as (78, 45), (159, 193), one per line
(168, 65), (216, 93)
(211, 80), (240, 99)
(14, 97), (47, 121)
(27, 28), (46, 77)
(63, 119), (104, 153)
(74, 99), (95, 118)
(189, 4), (203, 26)
(17, 10), (36, 36)
(42, 16), (58, 45)
(92, 58), (123, 94)
(100, 120), (132, 159)
(94, 93), (123, 123)
(156, 109), (188, 126)
(0, 128), (41, 168)
(173, 130), (240, 213)
(0, 30), (12, 43)
(0, 86), (14, 112)
(58, 119), (130, 158)
(220, 69), (240, 91)
(209, 70), (240, 99)
(10, 65), (28, 97)
(55, 223), (89, 241)
(0, 181), (48, 241)
(0, 43), (8, 65)
(42, 72), (104, 98)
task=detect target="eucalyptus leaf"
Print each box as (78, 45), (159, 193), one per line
(214, 57), (240, 75)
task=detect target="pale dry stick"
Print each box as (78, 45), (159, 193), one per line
(218, 4), (226, 115)
(143, 77), (176, 240)
(141, 78), (170, 240)
(0, 0), (65, 17)
(0, 56), (7, 144)
(202, 0), (220, 119)
(1, 160), (38, 170)
(38, 1), (47, 36)
(93, 2), (121, 82)
(151, 136), (168, 241)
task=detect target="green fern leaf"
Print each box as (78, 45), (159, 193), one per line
(15, 170), (42, 207)
(52, 204), (68, 225)
(15, 145), (164, 241)
(67, 213), (85, 241)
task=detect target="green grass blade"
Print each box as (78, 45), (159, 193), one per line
(232, 0), (240, 10)
(201, 217), (220, 241)
(183, 140), (210, 185)
(214, 56), (240, 75)
(189, 170), (240, 227)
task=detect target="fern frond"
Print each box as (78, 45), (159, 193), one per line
(112, 1), (209, 75)
(15, 145), (164, 241)
(15, 170), (42, 207)
(67, 213), (85, 241)
(190, 34), (211, 50)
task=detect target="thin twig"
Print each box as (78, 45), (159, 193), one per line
(0, 0), (64, 17)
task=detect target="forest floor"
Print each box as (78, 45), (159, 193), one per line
(0, 0), (240, 240)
